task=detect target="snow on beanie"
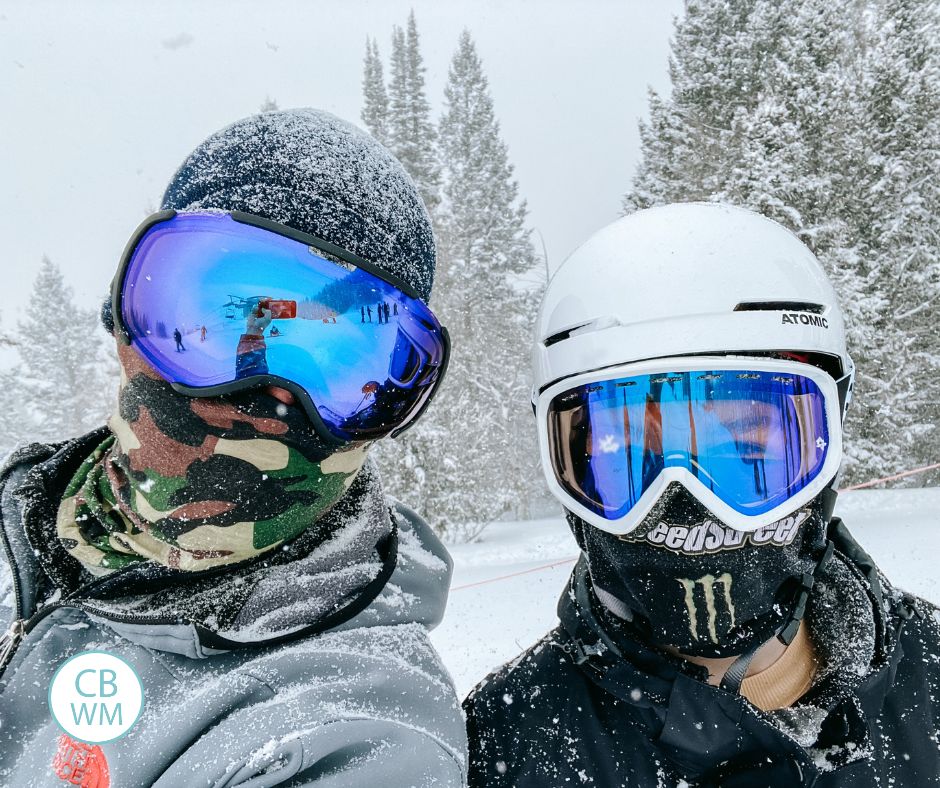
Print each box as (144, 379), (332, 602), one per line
(162, 108), (436, 302)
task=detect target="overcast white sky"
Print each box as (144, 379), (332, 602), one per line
(0, 0), (682, 324)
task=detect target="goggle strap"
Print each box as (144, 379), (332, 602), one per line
(836, 371), (853, 417)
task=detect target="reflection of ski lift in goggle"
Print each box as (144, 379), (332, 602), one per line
(223, 295), (249, 320)
(223, 294), (272, 320)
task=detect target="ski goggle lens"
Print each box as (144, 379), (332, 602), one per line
(117, 212), (447, 441)
(547, 369), (831, 521)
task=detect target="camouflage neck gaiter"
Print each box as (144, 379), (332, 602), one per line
(57, 344), (368, 575)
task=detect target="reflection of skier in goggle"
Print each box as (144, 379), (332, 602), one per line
(465, 203), (940, 788)
(235, 300), (274, 378)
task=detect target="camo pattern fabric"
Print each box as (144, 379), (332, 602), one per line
(56, 343), (369, 574)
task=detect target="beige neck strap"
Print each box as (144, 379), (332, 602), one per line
(741, 621), (817, 711)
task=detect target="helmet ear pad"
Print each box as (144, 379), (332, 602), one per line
(100, 296), (115, 335)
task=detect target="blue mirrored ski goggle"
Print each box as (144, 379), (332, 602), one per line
(112, 211), (449, 444)
(538, 357), (843, 534)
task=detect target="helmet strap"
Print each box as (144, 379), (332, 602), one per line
(720, 538), (834, 694)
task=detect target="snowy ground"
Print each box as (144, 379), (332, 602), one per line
(433, 488), (940, 697)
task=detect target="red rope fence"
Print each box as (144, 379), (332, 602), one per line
(837, 461), (940, 492)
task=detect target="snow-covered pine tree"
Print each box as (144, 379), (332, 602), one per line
(0, 314), (14, 348)
(626, 0), (861, 230)
(0, 367), (26, 459)
(0, 312), (21, 456)
(623, 0), (938, 484)
(361, 36), (390, 146)
(375, 30), (541, 539)
(12, 257), (116, 444)
(386, 11), (441, 215)
(851, 0), (940, 484)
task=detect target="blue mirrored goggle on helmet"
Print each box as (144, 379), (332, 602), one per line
(542, 359), (842, 533)
(112, 211), (449, 444)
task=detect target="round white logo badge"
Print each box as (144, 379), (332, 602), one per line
(48, 651), (145, 743)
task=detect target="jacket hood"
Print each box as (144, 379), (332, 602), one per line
(2, 430), (452, 658)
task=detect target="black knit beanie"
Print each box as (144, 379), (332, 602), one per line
(160, 108), (436, 301)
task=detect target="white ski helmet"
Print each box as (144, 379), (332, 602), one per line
(533, 203), (855, 534)
(533, 202), (854, 406)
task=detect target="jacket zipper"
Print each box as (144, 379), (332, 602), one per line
(0, 618), (24, 672)
(0, 598), (182, 676)
(0, 522), (184, 678)
(0, 481), (27, 675)
(0, 442), (198, 677)
(0, 498), (25, 622)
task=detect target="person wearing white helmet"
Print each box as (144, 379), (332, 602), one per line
(464, 203), (940, 787)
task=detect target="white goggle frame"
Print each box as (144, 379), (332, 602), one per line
(535, 355), (844, 535)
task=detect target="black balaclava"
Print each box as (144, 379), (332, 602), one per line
(570, 482), (832, 659)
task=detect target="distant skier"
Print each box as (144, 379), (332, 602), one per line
(200, 324), (207, 342)
(173, 327), (185, 352)
(383, 302), (390, 323)
(465, 204), (940, 787)
(361, 305), (366, 323)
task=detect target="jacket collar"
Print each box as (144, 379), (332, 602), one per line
(2, 430), (446, 656)
(556, 521), (909, 781)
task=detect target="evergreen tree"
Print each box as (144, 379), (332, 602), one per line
(623, 0), (939, 484)
(0, 312), (20, 456)
(11, 257), (116, 445)
(851, 0), (940, 482)
(361, 36), (390, 145)
(375, 30), (542, 539)
(0, 367), (26, 458)
(0, 314), (14, 348)
(386, 11), (441, 215)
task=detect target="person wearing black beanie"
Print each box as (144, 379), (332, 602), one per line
(0, 110), (467, 786)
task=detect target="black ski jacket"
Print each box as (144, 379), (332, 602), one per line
(465, 521), (940, 787)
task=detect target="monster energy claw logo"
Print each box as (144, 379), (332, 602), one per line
(677, 573), (736, 643)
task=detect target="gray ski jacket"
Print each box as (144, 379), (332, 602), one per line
(0, 433), (468, 787)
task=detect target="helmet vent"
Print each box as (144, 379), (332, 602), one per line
(734, 301), (825, 314)
(544, 322), (592, 348)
